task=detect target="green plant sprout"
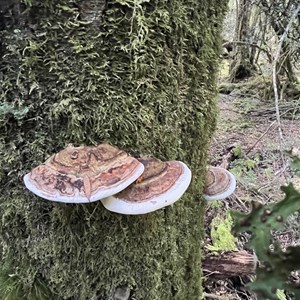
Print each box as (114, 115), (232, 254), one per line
(231, 157), (300, 300)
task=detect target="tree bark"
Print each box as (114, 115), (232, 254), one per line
(0, 1), (228, 299)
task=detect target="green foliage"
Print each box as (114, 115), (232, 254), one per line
(231, 158), (257, 174)
(232, 144), (243, 158)
(0, 0), (228, 299)
(231, 157), (300, 300)
(208, 211), (237, 251)
(230, 147), (260, 187)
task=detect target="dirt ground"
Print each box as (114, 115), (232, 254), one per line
(203, 90), (300, 300)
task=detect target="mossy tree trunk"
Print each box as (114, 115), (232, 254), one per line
(0, 1), (227, 299)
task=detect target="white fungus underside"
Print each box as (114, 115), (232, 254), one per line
(203, 169), (236, 201)
(101, 161), (192, 215)
(23, 163), (145, 203)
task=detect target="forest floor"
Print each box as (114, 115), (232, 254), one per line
(203, 79), (300, 299)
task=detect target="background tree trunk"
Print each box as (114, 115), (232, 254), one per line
(258, 0), (299, 85)
(229, 0), (253, 82)
(0, 1), (228, 299)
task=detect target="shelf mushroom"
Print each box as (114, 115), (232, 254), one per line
(203, 166), (236, 201)
(23, 144), (145, 203)
(101, 157), (192, 215)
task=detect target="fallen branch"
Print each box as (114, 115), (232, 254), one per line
(203, 292), (235, 300)
(203, 250), (257, 278)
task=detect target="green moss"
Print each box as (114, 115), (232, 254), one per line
(209, 211), (238, 251)
(0, 262), (55, 300)
(0, 0), (228, 299)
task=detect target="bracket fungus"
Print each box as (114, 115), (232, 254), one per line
(203, 166), (236, 201)
(101, 157), (192, 215)
(23, 144), (145, 203)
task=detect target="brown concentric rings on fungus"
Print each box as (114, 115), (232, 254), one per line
(203, 166), (236, 201)
(101, 157), (192, 215)
(23, 144), (145, 203)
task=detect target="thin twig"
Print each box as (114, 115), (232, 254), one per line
(232, 193), (249, 212)
(272, 4), (300, 181)
(245, 120), (276, 155)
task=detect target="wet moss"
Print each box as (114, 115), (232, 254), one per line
(0, 0), (228, 299)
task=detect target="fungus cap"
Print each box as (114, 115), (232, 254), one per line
(23, 144), (144, 203)
(203, 166), (236, 201)
(101, 157), (192, 215)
